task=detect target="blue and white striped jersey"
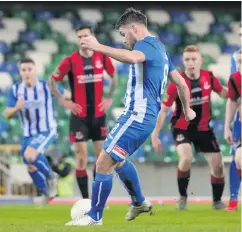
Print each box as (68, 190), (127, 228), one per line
(6, 79), (64, 137)
(124, 36), (174, 120)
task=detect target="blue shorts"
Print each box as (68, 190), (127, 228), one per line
(21, 129), (57, 162)
(103, 111), (155, 162)
(230, 112), (241, 155)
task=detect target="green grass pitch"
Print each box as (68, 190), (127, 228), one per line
(0, 204), (240, 232)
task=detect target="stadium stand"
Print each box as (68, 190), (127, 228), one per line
(0, 5), (240, 166)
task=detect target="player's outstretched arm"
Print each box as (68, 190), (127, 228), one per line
(151, 105), (170, 154)
(224, 99), (239, 144)
(169, 70), (195, 121)
(81, 36), (145, 64)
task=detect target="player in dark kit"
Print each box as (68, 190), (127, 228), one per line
(48, 24), (117, 199)
(224, 50), (241, 210)
(152, 45), (228, 210)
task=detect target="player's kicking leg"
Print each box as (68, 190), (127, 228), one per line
(65, 149), (118, 226)
(65, 117), (154, 226)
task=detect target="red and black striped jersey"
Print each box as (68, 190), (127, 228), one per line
(163, 69), (223, 131)
(51, 51), (115, 118)
(228, 71), (241, 101)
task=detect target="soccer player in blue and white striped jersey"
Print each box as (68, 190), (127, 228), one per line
(4, 58), (70, 204)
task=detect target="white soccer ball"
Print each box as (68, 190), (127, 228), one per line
(71, 199), (92, 221)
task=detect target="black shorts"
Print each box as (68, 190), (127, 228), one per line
(69, 114), (108, 143)
(172, 128), (220, 153)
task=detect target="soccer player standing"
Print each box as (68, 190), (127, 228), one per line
(49, 24), (117, 199)
(224, 50), (241, 211)
(4, 58), (70, 204)
(152, 45), (228, 210)
(225, 28), (241, 211)
(65, 8), (195, 226)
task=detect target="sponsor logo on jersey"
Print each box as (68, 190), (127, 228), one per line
(191, 87), (202, 93)
(176, 134), (185, 142)
(190, 95), (209, 106)
(203, 82), (211, 90)
(84, 65), (93, 70)
(95, 60), (103, 69)
(77, 74), (103, 84)
(112, 145), (128, 158)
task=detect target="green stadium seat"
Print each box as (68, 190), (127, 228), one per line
(183, 34), (201, 45)
(0, 7), (238, 164)
(203, 34), (226, 46)
(215, 13), (235, 24)
(8, 119), (21, 136)
(165, 23), (186, 34)
(201, 55), (216, 69)
(165, 44), (177, 54)
(52, 53), (69, 64)
(102, 10), (122, 24)
(56, 10), (79, 20)
(148, 24), (162, 33)
(44, 32), (66, 46)
(5, 53), (23, 63)
(0, 96), (6, 108)
(59, 43), (78, 54)
(28, 21), (51, 35)
(12, 42), (33, 54)
(12, 10), (32, 24)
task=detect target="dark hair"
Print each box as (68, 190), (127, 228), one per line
(75, 23), (94, 33)
(19, 58), (35, 65)
(115, 7), (147, 30)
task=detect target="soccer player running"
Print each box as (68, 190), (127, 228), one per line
(152, 45), (228, 210)
(225, 28), (241, 211)
(4, 58), (70, 204)
(224, 50), (241, 211)
(65, 8), (195, 226)
(49, 24), (117, 199)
